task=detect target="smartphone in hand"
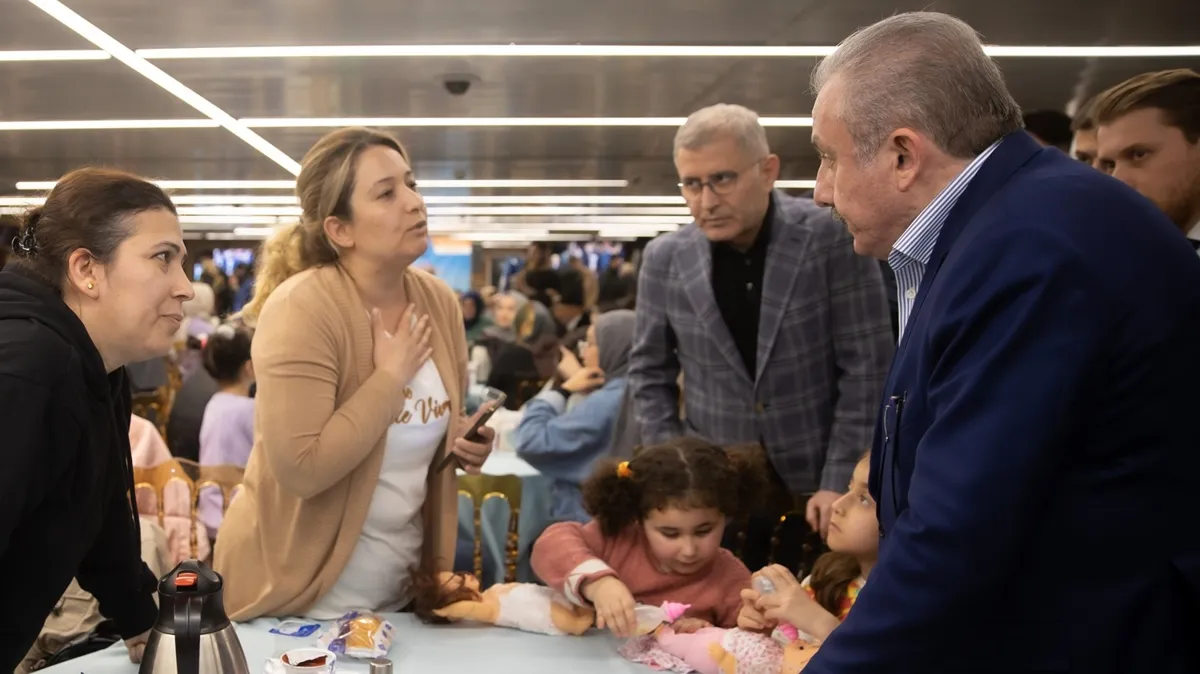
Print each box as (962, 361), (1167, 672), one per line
(437, 387), (507, 472)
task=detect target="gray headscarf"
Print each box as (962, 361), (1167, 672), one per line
(595, 309), (635, 379)
(599, 310), (640, 459)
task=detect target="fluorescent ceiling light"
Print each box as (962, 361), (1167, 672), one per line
(240, 116), (812, 128)
(0, 116), (811, 130)
(776, 180), (816, 189)
(453, 231), (550, 242)
(16, 178), (631, 191)
(137, 45), (837, 59)
(169, 194), (687, 206)
(429, 206), (690, 217)
(0, 49), (109, 61)
(423, 195), (686, 205)
(174, 205), (690, 217)
(0, 119), (218, 131)
(983, 45), (1200, 57)
(179, 215), (282, 226)
(15, 180), (300, 191)
(132, 44), (1200, 60)
(26, 0), (299, 175)
(232, 227), (276, 237)
(426, 221), (680, 233)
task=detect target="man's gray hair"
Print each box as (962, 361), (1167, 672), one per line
(674, 103), (770, 159)
(811, 12), (1023, 161)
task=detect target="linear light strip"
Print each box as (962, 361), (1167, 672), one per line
(238, 116), (813, 128)
(176, 214), (692, 226)
(8, 45), (1200, 63)
(0, 116), (812, 130)
(0, 49), (111, 61)
(7, 181), (812, 198)
(131, 44), (1200, 59)
(229, 222), (681, 236)
(1, 194), (688, 206)
(14, 179), (633, 191)
(0, 119), (220, 131)
(25, 0), (300, 175)
(173, 205), (692, 217)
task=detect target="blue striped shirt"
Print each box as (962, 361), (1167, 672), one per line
(889, 141), (1001, 340)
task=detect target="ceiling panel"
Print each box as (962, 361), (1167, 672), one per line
(0, 0), (93, 50)
(0, 128), (284, 191)
(0, 61), (199, 120)
(64, 0), (813, 46)
(787, 0), (1200, 46)
(157, 57), (746, 119)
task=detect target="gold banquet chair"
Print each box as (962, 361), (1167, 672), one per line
(133, 460), (198, 559)
(196, 464), (246, 516)
(457, 475), (523, 584)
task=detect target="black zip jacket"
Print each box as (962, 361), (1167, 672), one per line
(0, 265), (158, 671)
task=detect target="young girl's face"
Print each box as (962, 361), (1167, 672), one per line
(827, 458), (879, 560)
(642, 505), (726, 575)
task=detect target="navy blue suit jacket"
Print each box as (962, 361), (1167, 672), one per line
(805, 132), (1200, 673)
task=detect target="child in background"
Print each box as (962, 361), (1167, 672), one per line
(531, 437), (768, 637)
(197, 324), (255, 540)
(737, 452), (878, 643)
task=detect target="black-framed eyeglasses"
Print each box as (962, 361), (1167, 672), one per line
(678, 158), (765, 198)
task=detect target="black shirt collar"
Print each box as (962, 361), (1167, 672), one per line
(712, 193), (775, 257)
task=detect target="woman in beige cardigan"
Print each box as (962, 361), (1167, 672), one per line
(213, 127), (494, 620)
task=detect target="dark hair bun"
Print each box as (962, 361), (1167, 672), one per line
(12, 207), (44, 259)
(201, 324), (254, 383)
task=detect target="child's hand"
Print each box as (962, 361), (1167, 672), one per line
(582, 576), (637, 638)
(756, 586), (841, 643)
(737, 588), (773, 632)
(669, 617), (711, 634)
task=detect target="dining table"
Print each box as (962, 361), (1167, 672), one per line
(39, 614), (651, 674)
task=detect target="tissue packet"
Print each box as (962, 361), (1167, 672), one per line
(316, 611), (396, 659)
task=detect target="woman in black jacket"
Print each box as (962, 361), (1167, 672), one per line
(0, 168), (195, 671)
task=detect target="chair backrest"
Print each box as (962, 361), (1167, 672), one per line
(457, 475), (523, 584)
(132, 460), (199, 561)
(196, 464), (245, 514)
(130, 357), (183, 441)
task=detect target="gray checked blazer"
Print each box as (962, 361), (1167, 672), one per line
(629, 191), (894, 494)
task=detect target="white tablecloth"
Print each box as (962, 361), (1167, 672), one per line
(41, 615), (647, 674)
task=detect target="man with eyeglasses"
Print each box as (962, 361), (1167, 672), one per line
(629, 103), (893, 566)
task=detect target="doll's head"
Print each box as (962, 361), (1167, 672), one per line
(582, 437), (768, 575)
(411, 570), (483, 624)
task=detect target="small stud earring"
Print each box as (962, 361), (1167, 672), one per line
(87, 281), (94, 290)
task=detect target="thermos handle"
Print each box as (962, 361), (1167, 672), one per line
(174, 594), (202, 674)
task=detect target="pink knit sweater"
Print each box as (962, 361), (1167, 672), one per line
(531, 520), (751, 628)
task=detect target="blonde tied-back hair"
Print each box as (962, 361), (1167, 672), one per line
(241, 127), (410, 322)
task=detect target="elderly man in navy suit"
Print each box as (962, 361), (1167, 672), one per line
(772, 11), (1200, 674)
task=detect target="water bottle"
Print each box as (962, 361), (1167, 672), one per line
(753, 576), (799, 645)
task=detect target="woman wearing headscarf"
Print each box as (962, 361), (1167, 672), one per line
(513, 310), (635, 522)
(481, 291), (526, 343)
(460, 290), (490, 345)
(485, 300), (559, 410)
(469, 291), (525, 380)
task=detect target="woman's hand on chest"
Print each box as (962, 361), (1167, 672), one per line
(371, 304), (433, 387)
